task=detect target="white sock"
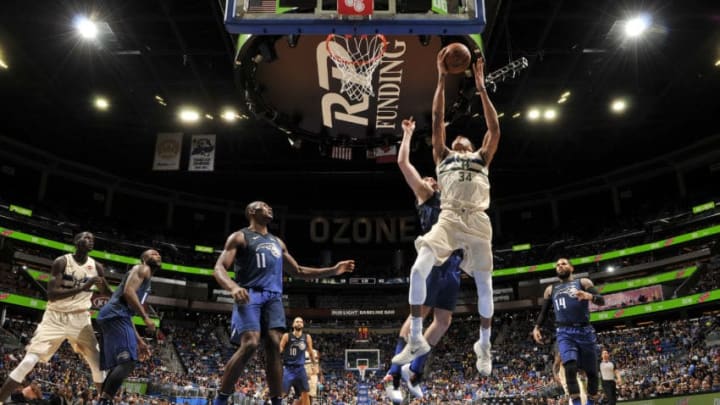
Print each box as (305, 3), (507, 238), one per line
(479, 327), (491, 346)
(410, 317), (423, 340)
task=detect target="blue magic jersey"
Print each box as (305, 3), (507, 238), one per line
(234, 228), (284, 293)
(416, 192), (441, 234)
(551, 279), (590, 326)
(283, 332), (308, 366)
(98, 267), (151, 319)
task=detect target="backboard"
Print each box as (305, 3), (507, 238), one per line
(224, 0), (486, 35)
(345, 349), (381, 370)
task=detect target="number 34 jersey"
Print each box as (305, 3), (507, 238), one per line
(437, 150), (490, 212)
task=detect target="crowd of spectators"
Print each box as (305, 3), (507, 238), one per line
(3, 310), (718, 404)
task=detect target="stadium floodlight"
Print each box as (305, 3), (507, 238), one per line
(94, 96), (109, 111)
(543, 109), (557, 121)
(221, 109), (239, 122)
(610, 99), (627, 113)
(75, 16), (99, 40)
(624, 15), (650, 38)
(527, 108), (540, 121)
(179, 108), (200, 123)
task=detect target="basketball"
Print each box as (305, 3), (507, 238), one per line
(442, 42), (471, 74)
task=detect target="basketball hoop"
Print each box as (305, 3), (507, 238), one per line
(325, 34), (387, 101)
(357, 364), (368, 381)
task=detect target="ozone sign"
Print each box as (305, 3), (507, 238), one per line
(249, 35), (468, 141)
(309, 215), (417, 244)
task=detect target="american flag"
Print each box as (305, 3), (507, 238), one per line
(246, 0), (276, 13)
(331, 146), (352, 160)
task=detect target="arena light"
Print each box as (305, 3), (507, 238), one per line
(205, 114), (214, 120)
(94, 96), (109, 111)
(512, 112), (521, 119)
(527, 108), (540, 121)
(624, 15), (650, 38)
(221, 109), (239, 122)
(0, 57), (7, 70)
(543, 109), (557, 121)
(606, 266), (616, 272)
(178, 108), (200, 123)
(558, 91), (570, 104)
(75, 16), (99, 40)
(715, 59), (720, 67)
(497, 112), (505, 119)
(610, 98), (627, 114)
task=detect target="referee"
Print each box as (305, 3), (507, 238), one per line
(600, 350), (621, 405)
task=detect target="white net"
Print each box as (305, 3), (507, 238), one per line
(358, 365), (367, 381)
(326, 34), (387, 101)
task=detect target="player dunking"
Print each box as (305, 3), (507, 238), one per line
(384, 116), (463, 403)
(392, 51), (500, 377)
(213, 201), (354, 405)
(279, 317), (316, 405)
(0, 232), (110, 403)
(533, 258), (605, 405)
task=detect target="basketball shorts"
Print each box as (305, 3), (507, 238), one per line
(307, 373), (319, 397)
(230, 289), (285, 344)
(282, 364), (309, 395)
(424, 252), (462, 311)
(416, 209), (493, 275)
(556, 326), (598, 374)
(98, 316), (137, 370)
(25, 310), (99, 362)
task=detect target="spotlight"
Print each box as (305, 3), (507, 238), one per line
(221, 109), (239, 122)
(527, 108), (540, 121)
(512, 112), (521, 119)
(94, 96), (109, 111)
(607, 266), (615, 272)
(0, 57), (7, 70)
(624, 15), (650, 38)
(610, 99), (627, 113)
(715, 59), (720, 67)
(179, 108), (200, 122)
(543, 109), (557, 121)
(75, 16), (98, 40)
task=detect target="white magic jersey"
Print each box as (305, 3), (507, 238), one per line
(437, 150), (490, 212)
(46, 254), (98, 313)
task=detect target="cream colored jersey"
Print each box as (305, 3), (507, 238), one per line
(304, 349), (319, 375)
(436, 150), (490, 212)
(46, 254), (98, 313)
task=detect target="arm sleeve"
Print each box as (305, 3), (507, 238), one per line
(535, 298), (552, 328)
(585, 286), (605, 306)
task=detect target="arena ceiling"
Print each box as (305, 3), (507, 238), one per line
(0, 0), (718, 211)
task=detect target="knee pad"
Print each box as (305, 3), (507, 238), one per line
(9, 353), (39, 383)
(563, 361), (580, 396)
(474, 271), (494, 318)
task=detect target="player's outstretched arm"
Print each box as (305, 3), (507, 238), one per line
(398, 117), (434, 203)
(280, 239), (355, 279)
(472, 58), (501, 166)
(432, 49), (451, 165)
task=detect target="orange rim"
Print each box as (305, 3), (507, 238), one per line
(325, 34), (387, 66)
